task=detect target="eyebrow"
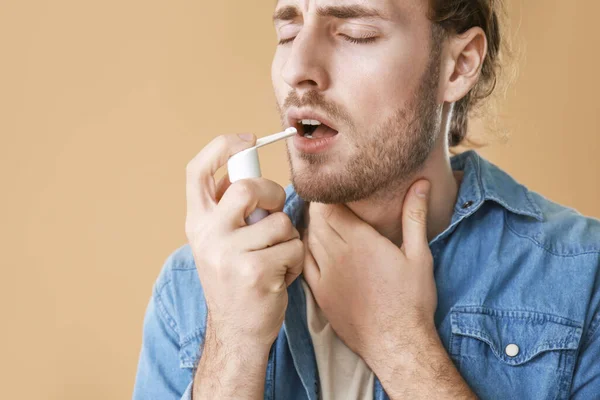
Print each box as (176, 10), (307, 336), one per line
(272, 5), (390, 23)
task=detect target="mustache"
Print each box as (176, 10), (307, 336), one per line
(281, 90), (352, 127)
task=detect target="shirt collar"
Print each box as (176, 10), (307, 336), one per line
(450, 150), (544, 222)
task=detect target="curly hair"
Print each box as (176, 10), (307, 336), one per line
(428, 0), (504, 147)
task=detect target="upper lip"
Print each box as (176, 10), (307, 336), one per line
(286, 108), (339, 133)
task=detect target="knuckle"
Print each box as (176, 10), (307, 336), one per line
(408, 208), (427, 225)
(292, 238), (305, 258)
(274, 212), (293, 234)
(214, 134), (230, 149)
(269, 280), (286, 294)
(230, 181), (254, 203)
(240, 257), (264, 286)
(259, 179), (285, 207)
(275, 184), (286, 205)
(292, 226), (300, 240)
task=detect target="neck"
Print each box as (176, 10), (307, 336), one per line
(347, 136), (460, 247)
(304, 104), (463, 248)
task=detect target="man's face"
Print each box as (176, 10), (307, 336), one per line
(272, 0), (444, 203)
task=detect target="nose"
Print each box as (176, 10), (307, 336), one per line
(281, 26), (331, 94)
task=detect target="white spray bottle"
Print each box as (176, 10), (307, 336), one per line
(227, 127), (297, 225)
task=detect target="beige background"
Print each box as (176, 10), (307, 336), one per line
(1, 0), (598, 399)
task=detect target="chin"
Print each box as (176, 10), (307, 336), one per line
(285, 142), (376, 203)
(289, 168), (372, 204)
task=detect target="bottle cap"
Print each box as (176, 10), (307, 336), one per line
(227, 127), (297, 183)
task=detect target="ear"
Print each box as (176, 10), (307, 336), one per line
(440, 26), (488, 103)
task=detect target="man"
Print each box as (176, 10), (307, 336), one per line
(133, 0), (600, 399)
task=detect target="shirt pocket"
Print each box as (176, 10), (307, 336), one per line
(449, 307), (583, 400)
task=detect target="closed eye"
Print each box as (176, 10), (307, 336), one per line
(278, 37), (296, 45)
(278, 34), (378, 45)
(339, 33), (378, 44)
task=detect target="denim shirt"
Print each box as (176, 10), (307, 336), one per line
(133, 150), (600, 400)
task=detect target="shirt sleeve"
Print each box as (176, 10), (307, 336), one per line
(132, 287), (194, 400)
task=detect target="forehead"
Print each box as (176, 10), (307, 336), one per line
(274, 0), (424, 17)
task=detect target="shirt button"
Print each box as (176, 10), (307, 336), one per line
(461, 200), (474, 209)
(505, 343), (520, 357)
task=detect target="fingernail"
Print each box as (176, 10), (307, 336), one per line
(238, 133), (254, 142)
(415, 181), (430, 198)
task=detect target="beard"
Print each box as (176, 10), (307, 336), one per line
(278, 43), (443, 204)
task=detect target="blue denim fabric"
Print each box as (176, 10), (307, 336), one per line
(133, 150), (600, 400)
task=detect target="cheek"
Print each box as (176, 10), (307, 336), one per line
(337, 47), (427, 125)
(271, 55), (286, 104)
(337, 58), (419, 125)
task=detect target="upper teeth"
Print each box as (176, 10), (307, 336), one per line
(299, 119), (322, 126)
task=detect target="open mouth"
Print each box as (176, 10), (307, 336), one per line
(297, 119), (338, 139)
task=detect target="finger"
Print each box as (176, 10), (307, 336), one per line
(304, 220), (336, 276)
(312, 202), (371, 242)
(308, 203), (346, 261)
(186, 133), (256, 217)
(217, 178), (286, 228)
(285, 255), (304, 287)
(215, 173), (231, 202)
(235, 211), (299, 251)
(308, 203), (346, 245)
(256, 238), (305, 289)
(301, 228), (321, 289)
(401, 180), (431, 260)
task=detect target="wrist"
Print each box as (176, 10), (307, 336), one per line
(365, 321), (440, 374)
(203, 326), (272, 366)
(205, 313), (275, 355)
(194, 333), (270, 399)
(361, 323), (475, 399)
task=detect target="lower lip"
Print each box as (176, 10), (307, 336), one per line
(292, 127), (339, 154)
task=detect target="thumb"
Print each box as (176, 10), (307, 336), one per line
(401, 180), (431, 260)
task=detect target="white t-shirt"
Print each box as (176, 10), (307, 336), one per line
(301, 278), (374, 400)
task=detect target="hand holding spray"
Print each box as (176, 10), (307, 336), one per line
(227, 127), (297, 225)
